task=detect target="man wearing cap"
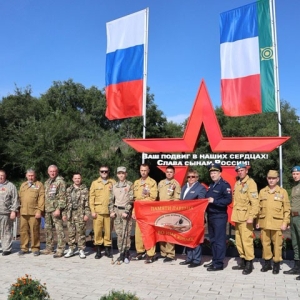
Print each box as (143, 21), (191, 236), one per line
(179, 169), (206, 268)
(231, 163), (259, 275)
(90, 166), (116, 259)
(132, 164), (158, 263)
(204, 163), (232, 271)
(256, 170), (290, 274)
(157, 165), (181, 263)
(109, 167), (134, 263)
(284, 166), (300, 278)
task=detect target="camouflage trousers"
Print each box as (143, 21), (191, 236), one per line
(44, 212), (65, 253)
(0, 214), (13, 252)
(67, 210), (86, 250)
(114, 208), (132, 253)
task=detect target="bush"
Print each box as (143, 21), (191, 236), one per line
(8, 274), (50, 300)
(99, 290), (139, 300)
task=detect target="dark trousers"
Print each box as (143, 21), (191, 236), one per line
(186, 244), (202, 264)
(207, 214), (227, 268)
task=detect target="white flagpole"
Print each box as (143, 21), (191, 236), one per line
(269, 0), (283, 186)
(142, 8), (149, 163)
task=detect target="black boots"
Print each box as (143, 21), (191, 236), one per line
(95, 245), (102, 259)
(283, 260), (300, 274)
(273, 262), (280, 274)
(261, 259), (272, 272)
(105, 246), (112, 258)
(242, 260), (253, 275)
(232, 258), (246, 270)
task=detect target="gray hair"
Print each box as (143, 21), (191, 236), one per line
(48, 165), (58, 171)
(26, 168), (36, 174)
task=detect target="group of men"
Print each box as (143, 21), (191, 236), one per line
(0, 163), (300, 279)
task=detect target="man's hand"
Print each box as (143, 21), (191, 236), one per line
(52, 209), (61, 217)
(35, 213), (41, 219)
(62, 215), (67, 222)
(122, 212), (128, 219)
(110, 212), (116, 218)
(256, 223), (260, 229)
(83, 215), (89, 222)
(132, 214), (136, 220)
(246, 219), (253, 224)
(10, 211), (16, 220)
(208, 197), (214, 203)
(281, 224), (287, 231)
(92, 212), (97, 219)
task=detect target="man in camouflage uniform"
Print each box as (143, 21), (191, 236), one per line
(90, 165), (116, 259)
(18, 169), (45, 256)
(132, 163), (158, 264)
(109, 166), (134, 263)
(0, 170), (19, 256)
(256, 170), (290, 274)
(41, 165), (67, 258)
(231, 163), (259, 275)
(157, 165), (181, 262)
(63, 172), (90, 259)
(284, 166), (300, 278)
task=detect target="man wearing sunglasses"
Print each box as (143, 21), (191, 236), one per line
(179, 169), (206, 268)
(90, 166), (116, 259)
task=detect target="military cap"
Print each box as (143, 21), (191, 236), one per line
(208, 163), (222, 172)
(235, 163), (247, 171)
(117, 166), (126, 173)
(267, 170), (279, 178)
(291, 166), (300, 172)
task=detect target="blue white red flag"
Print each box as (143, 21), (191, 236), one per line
(105, 9), (146, 120)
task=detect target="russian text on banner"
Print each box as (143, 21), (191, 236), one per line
(220, 0), (276, 116)
(135, 199), (208, 249)
(105, 9), (146, 120)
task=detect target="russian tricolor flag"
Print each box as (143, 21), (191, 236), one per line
(220, 0), (276, 117)
(105, 10), (147, 120)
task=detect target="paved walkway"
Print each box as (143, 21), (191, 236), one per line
(1, 241), (300, 300)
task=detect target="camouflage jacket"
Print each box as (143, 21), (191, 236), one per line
(62, 184), (90, 219)
(44, 176), (66, 213)
(109, 180), (134, 214)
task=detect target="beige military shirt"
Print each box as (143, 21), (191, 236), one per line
(258, 184), (290, 229)
(19, 181), (45, 215)
(231, 175), (259, 222)
(157, 179), (181, 201)
(89, 178), (116, 214)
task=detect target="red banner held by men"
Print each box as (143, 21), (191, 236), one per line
(135, 200), (208, 249)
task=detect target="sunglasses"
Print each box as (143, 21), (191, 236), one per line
(100, 170), (109, 173)
(187, 176), (196, 179)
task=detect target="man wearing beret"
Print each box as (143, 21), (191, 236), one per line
(256, 170), (290, 274)
(204, 163), (232, 271)
(179, 169), (206, 268)
(284, 166), (300, 278)
(231, 163), (259, 275)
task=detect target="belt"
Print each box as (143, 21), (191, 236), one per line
(292, 211), (300, 217)
(114, 205), (125, 210)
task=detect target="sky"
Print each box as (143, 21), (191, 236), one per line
(1, 0), (299, 124)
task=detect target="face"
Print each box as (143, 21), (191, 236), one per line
(26, 172), (36, 183)
(165, 168), (175, 180)
(140, 166), (150, 179)
(72, 174), (82, 186)
(48, 166), (58, 179)
(117, 172), (126, 181)
(99, 167), (109, 179)
(292, 171), (300, 182)
(210, 170), (221, 182)
(187, 172), (198, 185)
(237, 168), (248, 180)
(267, 176), (279, 188)
(0, 172), (6, 184)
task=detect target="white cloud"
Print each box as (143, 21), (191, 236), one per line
(167, 114), (189, 124)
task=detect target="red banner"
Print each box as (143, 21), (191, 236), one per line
(135, 200), (208, 249)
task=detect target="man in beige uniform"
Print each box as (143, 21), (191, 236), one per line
(231, 163), (259, 275)
(18, 169), (45, 256)
(132, 164), (158, 263)
(256, 170), (290, 274)
(157, 165), (181, 262)
(90, 166), (116, 259)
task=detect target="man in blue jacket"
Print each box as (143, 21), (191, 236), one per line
(179, 169), (206, 268)
(204, 163), (232, 271)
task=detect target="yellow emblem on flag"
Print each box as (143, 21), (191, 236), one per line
(260, 47), (274, 60)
